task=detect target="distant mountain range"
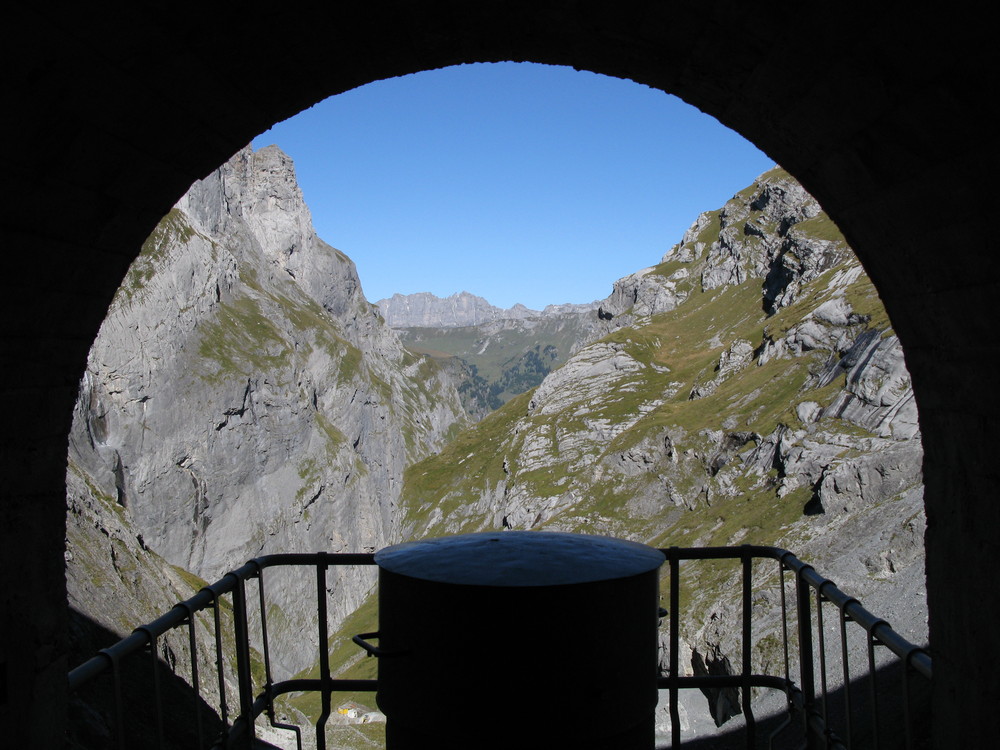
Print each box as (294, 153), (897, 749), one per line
(376, 290), (597, 328)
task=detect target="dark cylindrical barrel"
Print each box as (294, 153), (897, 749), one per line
(370, 531), (665, 750)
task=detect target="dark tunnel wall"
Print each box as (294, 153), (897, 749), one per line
(2, 3), (997, 746)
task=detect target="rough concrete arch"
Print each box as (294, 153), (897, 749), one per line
(2, 3), (997, 746)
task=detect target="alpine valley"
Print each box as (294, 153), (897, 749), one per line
(66, 146), (926, 748)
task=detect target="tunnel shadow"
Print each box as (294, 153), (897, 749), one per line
(67, 608), (283, 750)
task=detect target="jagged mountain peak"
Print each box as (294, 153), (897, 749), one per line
(596, 167), (853, 331)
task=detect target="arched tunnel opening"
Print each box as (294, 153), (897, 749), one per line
(63, 60), (927, 746)
(3, 4), (997, 748)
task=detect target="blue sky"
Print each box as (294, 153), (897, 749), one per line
(252, 62), (774, 310)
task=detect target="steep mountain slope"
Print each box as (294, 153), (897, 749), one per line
(400, 167), (925, 730)
(67, 145), (469, 674)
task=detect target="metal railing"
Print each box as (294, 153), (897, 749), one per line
(658, 546), (931, 749)
(68, 545), (932, 749)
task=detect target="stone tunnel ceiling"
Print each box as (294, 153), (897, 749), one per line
(2, 3), (998, 747)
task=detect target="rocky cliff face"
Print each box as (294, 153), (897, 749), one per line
(66, 145), (469, 674)
(400, 167), (926, 736)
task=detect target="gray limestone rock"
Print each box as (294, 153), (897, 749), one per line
(600, 266), (691, 320)
(68, 145), (469, 673)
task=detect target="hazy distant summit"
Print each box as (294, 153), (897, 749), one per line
(376, 291), (598, 329)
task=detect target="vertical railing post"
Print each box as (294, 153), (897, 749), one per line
(100, 647), (126, 750)
(902, 656), (914, 750)
(669, 548), (680, 750)
(180, 604), (205, 749)
(316, 554), (331, 750)
(765, 560), (795, 748)
(141, 630), (165, 750)
(211, 593), (229, 732)
(867, 632), (881, 750)
(232, 573), (256, 749)
(255, 564), (273, 697)
(740, 547), (756, 748)
(816, 587), (829, 747)
(797, 564), (818, 749)
(779, 562), (790, 685)
(255, 566), (304, 749)
(839, 608), (854, 750)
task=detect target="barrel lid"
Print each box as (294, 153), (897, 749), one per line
(374, 531), (664, 587)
